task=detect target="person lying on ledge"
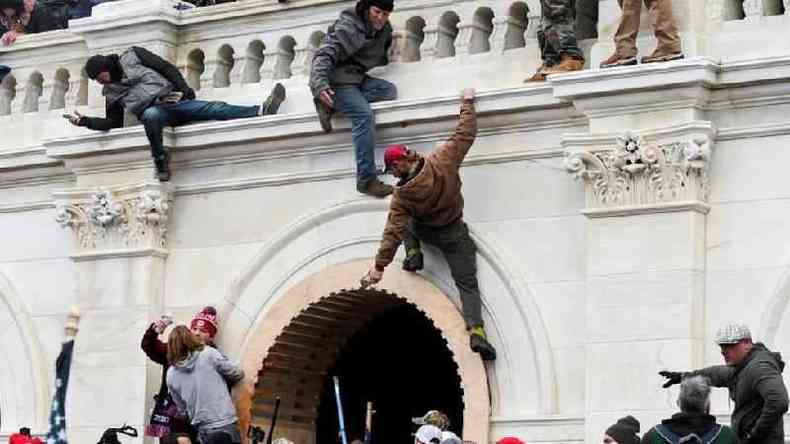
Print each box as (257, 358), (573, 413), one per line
(68, 46), (286, 181)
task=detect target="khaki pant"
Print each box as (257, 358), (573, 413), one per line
(614, 0), (681, 58)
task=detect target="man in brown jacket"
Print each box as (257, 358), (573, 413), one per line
(361, 88), (496, 361)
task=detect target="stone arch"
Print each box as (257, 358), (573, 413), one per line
(186, 49), (206, 91)
(436, 11), (460, 58)
(23, 72), (43, 113)
(0, 271), (49, 433)
(273, 35), (297, 80)
(213, 44), (235, 88)
(49, 68), (70, 110)
(469, 7), (495, 54)
(402, 16), (426, 62)
(504, 2), (529, 50)
(242, 40), (265, 84)
(220, 198), (557, 443)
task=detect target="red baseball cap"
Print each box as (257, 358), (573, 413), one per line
(384, 144), (409, 172)
(496, 438), (526, 444)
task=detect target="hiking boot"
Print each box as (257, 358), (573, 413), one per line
(402, 250), (424, 272)
(524, 64), (548, 82)
(470, 331), (497, 361)
(543, 55), (584, 75)
(314, 97), (333, 133)
(356, 178), (393, 198)
(641, 51), (684, 64)
(260, 83), (286, 116)
(599, 53), (637, 69)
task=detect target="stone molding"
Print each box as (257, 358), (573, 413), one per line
(53, 181), (173, 254)
(565, 131), (714, 216)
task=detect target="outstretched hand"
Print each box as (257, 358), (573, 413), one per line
(659, 370), (683, 388)
(360, 265), (383, 289)
(462, 88), (475, 102)
(68, 110), (84, 127)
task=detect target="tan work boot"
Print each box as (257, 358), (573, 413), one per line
(357, 178), (393, 198)
(524, 64), (549, 82)
(599, 53), (637, 69)
(543, 55), (584, 75)
(641, 51), (684, 64)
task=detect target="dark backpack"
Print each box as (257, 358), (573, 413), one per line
(652, 424), (735, 444)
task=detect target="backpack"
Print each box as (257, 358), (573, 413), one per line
(653, 424), (735, 444)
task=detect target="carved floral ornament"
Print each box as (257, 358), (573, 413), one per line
(564, 131), (713, 211)
(55, 187), (173, 251)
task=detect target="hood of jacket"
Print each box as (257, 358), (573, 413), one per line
(661, 412), (719, 437)
(172, 351), (199, 372)
(738, 342), (785, 374)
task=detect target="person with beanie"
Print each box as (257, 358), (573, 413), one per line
(309, 0), (397, 198)
(603, 415), (640, 444)
(361, 88), (497, 362)
(189, 306), (218, 346)
(68, 46), (287, 181)
(0, 0), (62, 46)
(642, 376), (736, 444)
(166, 326), (245, 444)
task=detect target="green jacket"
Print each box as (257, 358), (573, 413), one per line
(688, 343), (788, 443)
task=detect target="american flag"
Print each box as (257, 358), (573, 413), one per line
(45, 340), (75, 444)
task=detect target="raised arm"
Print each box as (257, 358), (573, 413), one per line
(140, 319), (171, 366)
(433, 89), (478, 169)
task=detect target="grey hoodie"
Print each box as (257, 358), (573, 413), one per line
(166, 347), (244, 431)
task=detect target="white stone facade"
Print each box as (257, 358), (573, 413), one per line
(0, 0), (789, 443)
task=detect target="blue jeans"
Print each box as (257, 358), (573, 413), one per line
(140, 99), (259, 163)
(332, 77), (397, 184)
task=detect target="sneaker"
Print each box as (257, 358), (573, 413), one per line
(470, 332), (497, 361)
(356, 178), (393, 198)
(402, 250), (424, 272)
(314, 97), (333, 133)
(641, 52), (684, 64)
(524, 64), (548, 83)
(599, 53), (637, 69)
(542, 54), (584, 75)
(154, 152), (172, 182)
(260, 83), (286, 116)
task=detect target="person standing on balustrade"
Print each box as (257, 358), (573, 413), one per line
(525, 0), (585, 82)
(309, 0), (397, 198)
(68, 46), (286, 182)
(600, 0), (683, 68)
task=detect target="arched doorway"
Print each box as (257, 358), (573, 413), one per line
(232, 260), (491, 444)
(247, 290), (464, 444)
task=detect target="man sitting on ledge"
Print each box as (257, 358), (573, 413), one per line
(68, 46), (286, 181)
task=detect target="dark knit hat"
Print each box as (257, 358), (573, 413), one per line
(84, 54), (113, 80)
(605, 416), (640, 444)
(360, 0), (393, 12)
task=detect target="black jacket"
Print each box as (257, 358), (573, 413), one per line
(83, 46), (195, 131)
(641, 412), (736, 444)
(689, 343), (788, 443)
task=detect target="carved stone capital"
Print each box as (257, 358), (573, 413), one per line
(565, 131), (713, 217)
(53, 181), (174, 254)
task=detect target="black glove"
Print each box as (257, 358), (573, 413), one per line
(183, 87), (196, 101)
(659, 370), (683, 388)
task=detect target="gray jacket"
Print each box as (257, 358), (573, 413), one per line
(689, 343), (788, 443)
(103, 48), (174, 117)
(309, 7), (392, 96)
(166, 347), (244, 432)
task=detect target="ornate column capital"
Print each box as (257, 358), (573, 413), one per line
(53, 181), (174, 257)
(565, 131), (714, 217)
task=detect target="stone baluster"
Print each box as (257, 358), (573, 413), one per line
(200, 56), (220, 90)
(435, 23), (458, 58)
(292, 45), (310, 77)
(387, 30), (405, 63)
(785, 0), (790, 14)
(40, 79), (57, 111)
(420, 25), (440, 61)
(21, 81), (42, 114)
(526, 14), (541, 42)
(743, 0), (763, 19)
(228, 54), (243, 86)
(259, 50), (280, 81)
(65, 77), (87, 107)
(453, 21), (476, 56)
